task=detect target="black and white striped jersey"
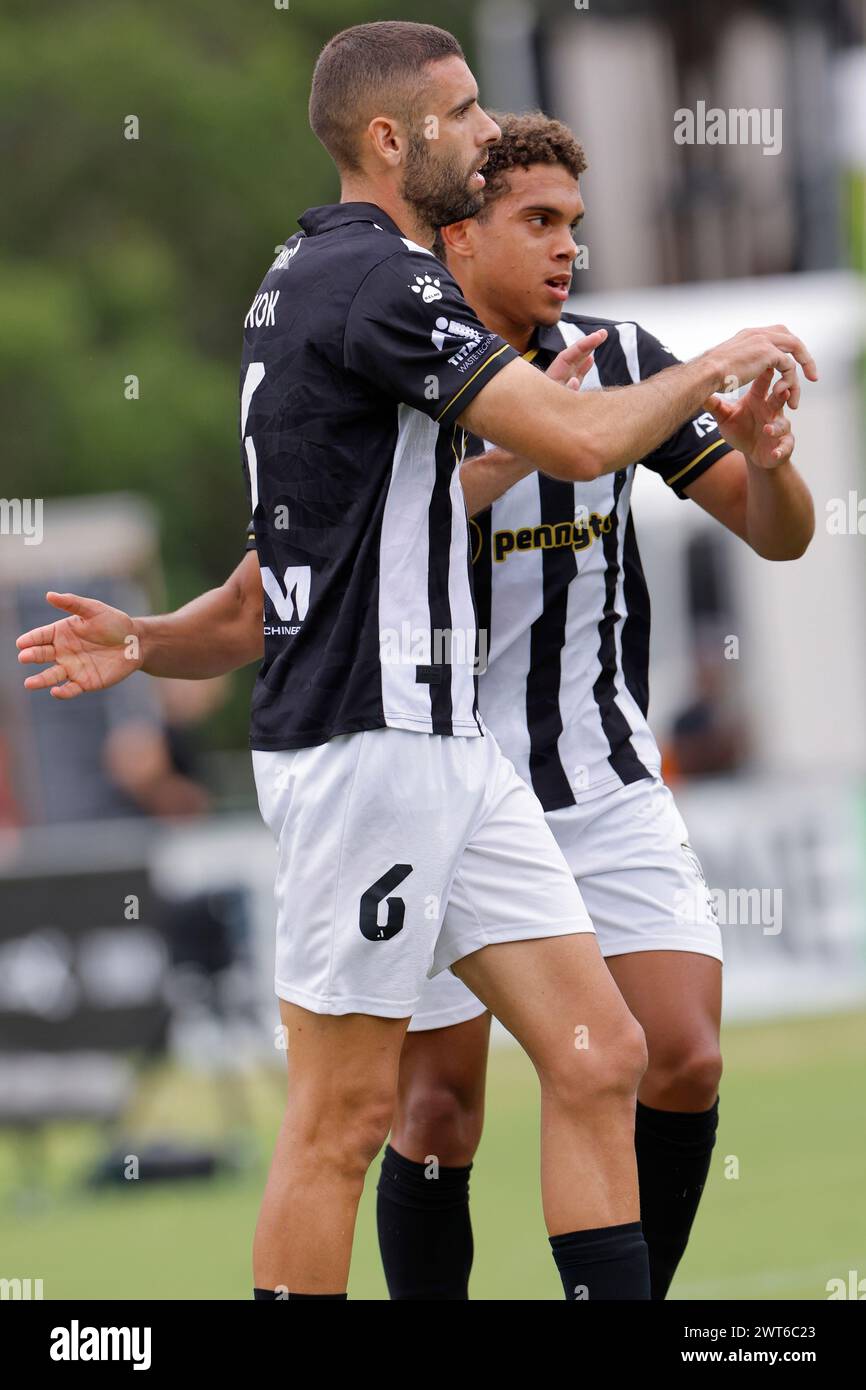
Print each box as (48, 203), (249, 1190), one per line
(240, 202), (518, 751)
(469, 312), (733, 812)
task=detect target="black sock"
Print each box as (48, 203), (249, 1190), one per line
(253, 1288), (347, 1300)
(550, 1220), (650, 1299)
(635, 1095), (719, 1300)
(376, 1143), (473, 1300)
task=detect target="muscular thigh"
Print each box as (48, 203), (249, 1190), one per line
(452, 932), (643, 1071)
(280, 999), (409, 1114)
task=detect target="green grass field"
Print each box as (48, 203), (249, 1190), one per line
(2, 1009), (864, 1300)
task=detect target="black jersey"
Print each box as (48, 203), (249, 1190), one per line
(240, 202), (518, 750)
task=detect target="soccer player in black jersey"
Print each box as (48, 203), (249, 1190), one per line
(15, 25), (817, 1300)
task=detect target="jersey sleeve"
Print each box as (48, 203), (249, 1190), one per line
(635, 326), (734, 497)
(244, 517), (256, 552)
(343, 251), (519, 428)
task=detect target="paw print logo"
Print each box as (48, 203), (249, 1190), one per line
(411, 273), (443, 304)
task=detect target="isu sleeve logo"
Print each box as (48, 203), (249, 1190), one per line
(432, 315), (483, 356)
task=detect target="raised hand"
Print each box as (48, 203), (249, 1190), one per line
(707, 368), (795, 469)
(547, 328), (607, 392)
(702, 324), (818, 411)
(16, 592), (143, 699)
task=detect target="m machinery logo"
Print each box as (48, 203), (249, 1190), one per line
(262, 563), (311, 637)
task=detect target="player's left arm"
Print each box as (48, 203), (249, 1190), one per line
(459, 447), (535, 517)
(684, 366), (814, 560)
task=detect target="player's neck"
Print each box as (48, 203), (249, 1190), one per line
(453, 280), (535, 354)
(338, 179), (435, 251)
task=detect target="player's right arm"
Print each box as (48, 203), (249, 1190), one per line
(457, 325), (818, 482)
(459, 329), (604, 516)
(341, 255), (816, 487)
(16, 551), (263, 699)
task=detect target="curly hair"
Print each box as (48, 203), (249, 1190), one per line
(433, 110), (586, 255)
(479, 110), (587, 208)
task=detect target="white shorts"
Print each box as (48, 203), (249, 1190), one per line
(253, 728), (593, 1019)
(408, 774), (723, 1032)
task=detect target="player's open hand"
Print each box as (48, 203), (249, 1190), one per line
(707, 367), (795, 469)
(16, 592), (143, 699)
(546, 328), (607, 393)
(702, 324), (818, 410)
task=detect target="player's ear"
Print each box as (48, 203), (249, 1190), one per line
(438, 218), (475, 261)
(365, 115), (403, 169)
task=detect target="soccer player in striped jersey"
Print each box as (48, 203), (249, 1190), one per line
(374, 111), (815, 1300)
(15, 31), (816, 1300)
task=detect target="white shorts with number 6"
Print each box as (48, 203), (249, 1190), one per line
(253, 727), (593, 1019)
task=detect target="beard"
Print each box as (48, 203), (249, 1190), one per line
(401, 132), (485, 232)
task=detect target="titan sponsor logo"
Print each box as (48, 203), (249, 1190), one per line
(451, 335), (502, 374)
(49, 1320), (152, 1371)
(244, 289), (280, 328)
(490, 512), (613, 564)
(430, 315), (491, 368)
(432, 316), (481, 354)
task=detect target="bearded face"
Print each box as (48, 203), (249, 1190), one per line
(401, 130), (486, 232)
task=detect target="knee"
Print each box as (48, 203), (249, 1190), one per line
(540, 1015), (648, 1113)
(392, 1082), (483, 1167)
(643, 1042), (723, 1111)
(297, 1087), (394, 1186)
(350, 1097), (396, 1171)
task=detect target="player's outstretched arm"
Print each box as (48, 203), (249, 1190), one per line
(458, 325), (818, 482)
(16, 551), (264, 699)
(137, 551), (263, 678)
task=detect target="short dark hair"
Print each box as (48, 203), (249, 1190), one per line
(309, 21), (465, 173)
(477, 110), (587, 210)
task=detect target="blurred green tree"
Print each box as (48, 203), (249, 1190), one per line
(0, 0), (476, 746)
